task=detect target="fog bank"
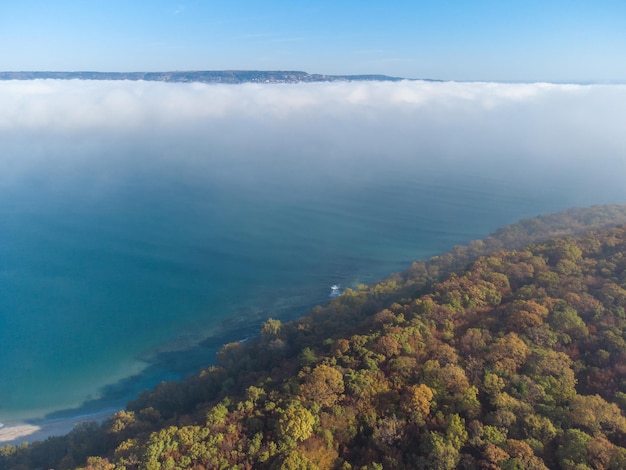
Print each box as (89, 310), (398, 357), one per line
(1, 80), (625, 197)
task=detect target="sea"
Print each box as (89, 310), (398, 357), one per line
(1, 80), (625, 425)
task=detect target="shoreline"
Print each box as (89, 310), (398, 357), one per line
(0, 409), (118, 446)
(0, 309), (288, 449)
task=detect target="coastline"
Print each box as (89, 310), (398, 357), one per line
(0, 409), (117, 446)
(0, 303), (307, 449)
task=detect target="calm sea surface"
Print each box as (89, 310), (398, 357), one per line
(0, 165), (613, 423)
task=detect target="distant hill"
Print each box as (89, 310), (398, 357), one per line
(0, 70), (422, 84)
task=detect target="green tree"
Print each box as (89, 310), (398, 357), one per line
(421, 432), (460, 470)
(556, 429), (593, 470)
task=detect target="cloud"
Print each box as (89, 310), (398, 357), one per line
(1, 79), (625, 201)
(0, 79), (617, 131)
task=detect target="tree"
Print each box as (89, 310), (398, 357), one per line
(275, 450), (320, 470)
(556, 429), (593, 469)
(504, 300), (549, 331)
(479, 443), (510, 469)
(421, 432), (460, 470)
(301, 364), (345, 408)
(401, 383), (434, 422)
(525, 349), (576, 405)
(568, 394), (626, 437)
(79, 456), (115, 470)
(487, 333), (529, 375)
(262, 318), (283, 340)
(446, 414), (468, 451)
(276, 401), (316, 447)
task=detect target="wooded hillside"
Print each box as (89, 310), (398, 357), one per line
(4, 205), (626, 469)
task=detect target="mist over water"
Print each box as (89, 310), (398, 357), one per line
(1, 80), (626, 421)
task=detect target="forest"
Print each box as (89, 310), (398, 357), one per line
(4, 204), (626, 469)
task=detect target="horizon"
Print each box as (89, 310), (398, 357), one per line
(1, 1), (625, 83)
(0, 69), (623, 86)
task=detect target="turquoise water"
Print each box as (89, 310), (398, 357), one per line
(1, 161), (614, 423)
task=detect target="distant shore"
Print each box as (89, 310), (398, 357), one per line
(0, 409), (117, 446)
(0, 70), (409, 84)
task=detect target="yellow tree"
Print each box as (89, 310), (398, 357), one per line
(276, 401), (316, 448)
(401, 384), (434, 423)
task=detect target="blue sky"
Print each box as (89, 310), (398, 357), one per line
(1, 0), (626, 81)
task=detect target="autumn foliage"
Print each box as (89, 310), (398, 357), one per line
(5, 205), (626, 469)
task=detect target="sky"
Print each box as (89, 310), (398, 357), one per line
(1, 0), (626, 82)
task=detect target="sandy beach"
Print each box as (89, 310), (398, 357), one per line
(0, 409), (117, 446)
